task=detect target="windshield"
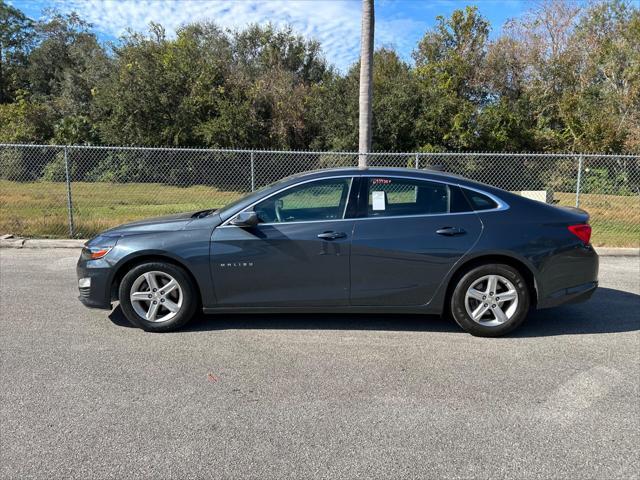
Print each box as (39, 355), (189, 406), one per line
(217, 171), (336, 219)
(216, 179), (286, 218)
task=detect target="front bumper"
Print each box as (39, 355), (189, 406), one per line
(76, 260), (113, 310)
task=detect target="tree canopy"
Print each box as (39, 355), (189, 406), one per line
(0, 0), (638, 152)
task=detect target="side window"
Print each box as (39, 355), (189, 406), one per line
(462, 189), (499, 211)
(253, 178), (352, 223)
(367, 177), (452, 217)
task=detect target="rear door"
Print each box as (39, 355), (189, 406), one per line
(350, 175), (483, 306)
(211, 176), (356, 307)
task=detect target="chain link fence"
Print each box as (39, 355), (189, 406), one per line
(1, 144), (638, 246)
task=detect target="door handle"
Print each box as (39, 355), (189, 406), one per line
(317, 231), (347, 240)
(436, 227), (466, 236)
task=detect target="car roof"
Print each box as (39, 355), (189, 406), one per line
(284, 166), (469, 184)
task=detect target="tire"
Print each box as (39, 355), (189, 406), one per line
(118, 261), (198, 332)
(450, 264), (530, 337)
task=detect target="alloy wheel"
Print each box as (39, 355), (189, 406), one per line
(464, 274), (519, 327)
(130, 271), (183, 322)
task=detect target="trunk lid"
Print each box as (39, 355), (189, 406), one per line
(556, 206), (590, 223)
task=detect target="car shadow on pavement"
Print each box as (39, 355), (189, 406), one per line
(108, 287), (639, 337)
(513, 287), (640, 337)
(109, 307), (459, 333)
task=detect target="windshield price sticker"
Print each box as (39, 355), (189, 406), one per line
(372, 191), (386, 210)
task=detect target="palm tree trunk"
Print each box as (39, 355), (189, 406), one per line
(358, 0), (374, 169)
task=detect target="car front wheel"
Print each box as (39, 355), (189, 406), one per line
(450, 264), (530, 337)
(118, 261), (198, 332)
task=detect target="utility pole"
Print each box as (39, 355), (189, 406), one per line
(358, 0), (374, 169)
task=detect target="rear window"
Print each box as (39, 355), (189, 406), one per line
(366, 177), (473, 217)
(462, 189), (499, 211)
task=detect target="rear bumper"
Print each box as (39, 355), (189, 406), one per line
(537, 281), (598, 309)
(535, 244), (599, 309)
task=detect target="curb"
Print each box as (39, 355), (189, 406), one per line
(594, 247), (639, 257)
(0, 239), (86, 249)
(1, 238), (638, 256)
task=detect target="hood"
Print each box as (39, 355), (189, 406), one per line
(103, 211), (198, 235)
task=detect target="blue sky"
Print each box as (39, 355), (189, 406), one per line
(11, 0), (565, 70)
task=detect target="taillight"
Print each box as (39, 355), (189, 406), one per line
(568, 224), (592, 244)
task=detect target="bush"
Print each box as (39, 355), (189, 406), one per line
(41, 152), (69, 182)
(582, 167), (634, 195)
(0, 146), (61, 181)
(0, 149), (26, 181)
(84, 152), (145, 183)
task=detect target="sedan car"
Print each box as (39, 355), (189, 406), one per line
(77, 167), (598, 337)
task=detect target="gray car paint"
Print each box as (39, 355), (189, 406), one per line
(77, 167), (598, 315)
(350, 212), (483, 306)
(212, 220), (354, 307)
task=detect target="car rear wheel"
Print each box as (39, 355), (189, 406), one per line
(118, 262), (198, 332)
(450, 264), (530, 337)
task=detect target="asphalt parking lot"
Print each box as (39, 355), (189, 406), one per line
(1, 249), (639, 479)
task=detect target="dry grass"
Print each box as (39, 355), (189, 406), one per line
(554, 192), (640, 247)
(0, 180), (244, 238)
(1, 181), (638, 246)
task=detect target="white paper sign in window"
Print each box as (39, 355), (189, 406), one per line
(372, 191), (386, 211)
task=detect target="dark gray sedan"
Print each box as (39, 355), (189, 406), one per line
(77, 167), (598, 337)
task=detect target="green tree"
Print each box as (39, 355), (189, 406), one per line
(311, 49), (418, 152)
(570, 0), (640, 152)
(0, 96), (52, 180)
(23, 11), (111, 144)
(413, 6), (490, 151)
(479, 29), (537, 151)
(1, 1), (638, 155)
(225, 24), (329, 149)
(96, 22), (328, 149)
(0, 1), (34, 103)
(95, 23), (217, 146)
(483, 0), (639, 153)
(0, 95), (50, 142)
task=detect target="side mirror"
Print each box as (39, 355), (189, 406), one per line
(230, 210), (259, 227)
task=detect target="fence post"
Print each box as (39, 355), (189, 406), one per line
(575, 154), (583, 208)
(250, 151), (255, 192)
(64, 146), (75, 238)
(415, 153), (419, 169)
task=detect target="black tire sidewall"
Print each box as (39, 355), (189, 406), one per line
(118, 262), (197, 332)
(450, 264), (530, 337)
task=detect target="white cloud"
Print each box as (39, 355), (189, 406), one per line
(50, 0), (427, 70)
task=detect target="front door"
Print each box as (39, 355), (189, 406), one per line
(211, 177), (355, 307)
(350, 175), (483, 306)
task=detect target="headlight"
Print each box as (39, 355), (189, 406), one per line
(81, 246), (112, 260)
